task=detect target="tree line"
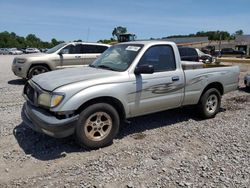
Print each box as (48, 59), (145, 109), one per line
(165, 30), (244, 41)
(0, 28), (245, 47)
(99, 27), (245, 43)
(0, 31), (64, 48)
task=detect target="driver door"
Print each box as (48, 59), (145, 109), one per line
(57, 44), (84, 68)
(128, 45), (185, 116)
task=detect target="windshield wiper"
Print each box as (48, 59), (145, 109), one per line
(95, 65), (116, 71)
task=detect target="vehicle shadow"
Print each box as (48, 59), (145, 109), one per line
(118, 107), (200, 139)
(238, 86), (250, 93)
(8, 79), (26, 85)
(13, 106), (219, 161)
(13, 123), (87, 161)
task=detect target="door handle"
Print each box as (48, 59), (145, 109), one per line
(172, 76), (179, 81)
(75, 56), (81, 58)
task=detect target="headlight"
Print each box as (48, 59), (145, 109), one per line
(38, 93), (64, 107)
(38, 93), (51, 107)
(17, 59), (26, 64)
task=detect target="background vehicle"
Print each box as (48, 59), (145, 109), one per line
(0, 48), (9, 55)
(8, 48), (23, 55)
(117, 33), (136, 42)
(22, 41), (240, 149)
(201, 45), (216, 56)
(25, 48), (40, 53)
(220, 48), (245, 57)
(244, 72), (250, 88)
(235, 45), (250, 56)
(40, 48), (48, 53)
(196, 48), (214, 64)
(178, 46), (199, 62)
(12, 42), (110, 79)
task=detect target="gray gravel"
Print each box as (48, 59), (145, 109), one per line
(0, 55), (249, 187)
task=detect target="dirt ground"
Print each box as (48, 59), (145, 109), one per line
(0, 55), (249, 188)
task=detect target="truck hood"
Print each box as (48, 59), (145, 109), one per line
(31, 67), (121, 91)
(15, 53), (55, 61)
(16, 53), (45, 58)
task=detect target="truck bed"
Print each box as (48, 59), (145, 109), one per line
(182, 65), (239, 106)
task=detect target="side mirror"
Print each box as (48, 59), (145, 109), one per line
(134, 64), (154, 75)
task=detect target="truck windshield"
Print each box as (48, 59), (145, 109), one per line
(46, 43), (66, 54)
(90, 44), (143, 71)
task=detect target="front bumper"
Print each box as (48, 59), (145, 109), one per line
(12, 63), (27, 78)
(21, 102), (79, 138)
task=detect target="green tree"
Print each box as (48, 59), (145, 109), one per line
(51, 38), (59, 46)
(166, 30), (233, 41)
(112, 26), (127, 39)
(235, 29), (243, 35)
(73, 39), (83, 42)
(0, 31), (64, 48)
(26, 34), (41, 48)
(97, 38), (116, 44)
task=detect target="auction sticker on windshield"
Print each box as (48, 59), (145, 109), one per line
(126, 46), (141, 51)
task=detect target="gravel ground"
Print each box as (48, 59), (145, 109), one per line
(0, 55), (249, 188)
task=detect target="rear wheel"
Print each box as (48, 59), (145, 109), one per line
(75, 103), (120, 149)
(198, 88), (221, 119)
(28, 65), (49, 79)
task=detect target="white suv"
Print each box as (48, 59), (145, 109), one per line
(25, 48), (40, 53)
(12, 42), (110, 79)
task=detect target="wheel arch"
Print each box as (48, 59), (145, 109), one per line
(76, 96), (126, 122)
(200, 82), (224, 101)
(27, 63), (52, 78)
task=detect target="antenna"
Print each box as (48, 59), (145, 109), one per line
(86, 28), (90, 42)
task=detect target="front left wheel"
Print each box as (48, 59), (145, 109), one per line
(28, 65), (49, 79)
(75, 103), (120, 149)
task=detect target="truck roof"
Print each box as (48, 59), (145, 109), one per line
(67, 42), (111, 47)
(118, 40), (177, 46)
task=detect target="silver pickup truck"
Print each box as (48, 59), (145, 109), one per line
(22, 41), (240, 149)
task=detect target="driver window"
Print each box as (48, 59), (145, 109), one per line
(138, 45), (176, 72)
(61, 45), (76, 54)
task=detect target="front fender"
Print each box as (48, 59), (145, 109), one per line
(51, 83), (130, 116)
(28, 60), (54, 70)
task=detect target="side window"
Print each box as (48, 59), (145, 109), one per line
(96, 45), (108, 53)
(75, 44), (83, 53)
(138, 45), (176, 72)
(62, 45), (76, 54)
(188, 48), (198, 56)
(61, 44), (84, 54)
(178, 48), (186, 57)
(82, 45), (108, 54)
(192, 49), (197, 56)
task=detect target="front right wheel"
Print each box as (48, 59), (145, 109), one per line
(198, 88), (221, 119)
(75, 103), (120, 149)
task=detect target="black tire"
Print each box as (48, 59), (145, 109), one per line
(198, 88), (221, 119)
(75, 103), (120, 149)
(28, 65), (49, 79)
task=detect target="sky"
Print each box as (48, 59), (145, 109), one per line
(0, 0), (249, 42)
